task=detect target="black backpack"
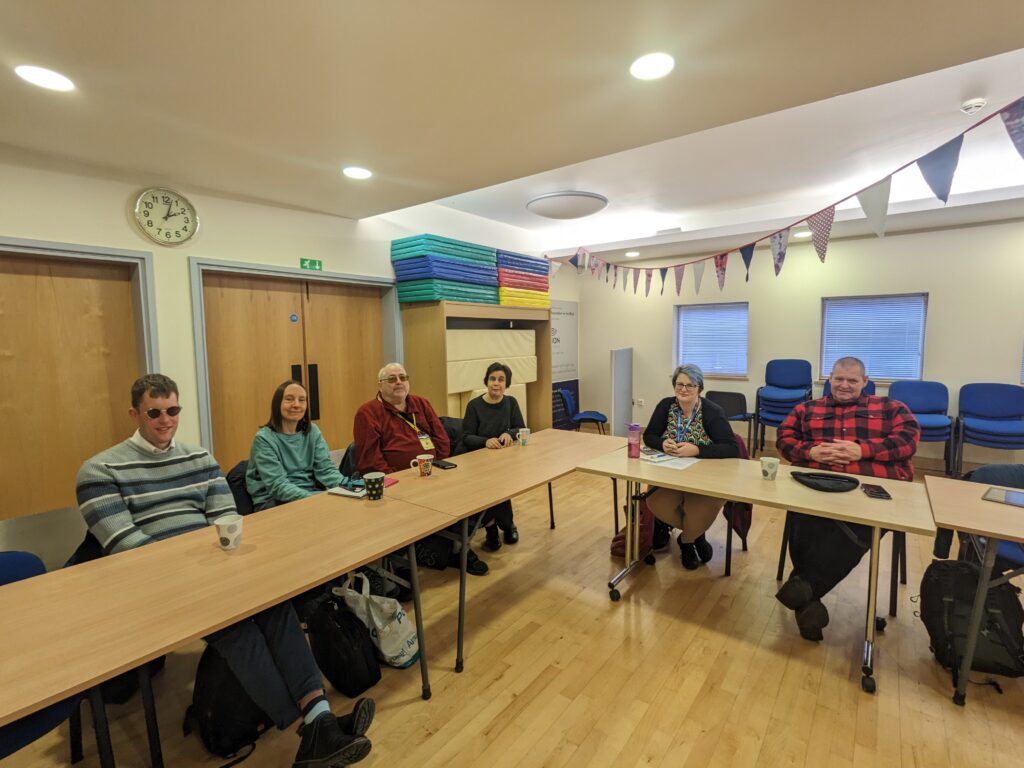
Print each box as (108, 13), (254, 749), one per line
(307, 596), (382, 698)
(919, 559), (1024, 683)
(183, 645), (273, 766)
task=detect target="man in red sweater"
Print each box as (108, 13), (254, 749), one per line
(774, 357), (919, 641)
(353, 362), (488, 575)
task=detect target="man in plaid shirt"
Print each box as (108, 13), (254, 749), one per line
(774, 357), (919, 641)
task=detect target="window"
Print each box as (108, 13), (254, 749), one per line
(821, 293), (927, 380)
(675, 302), (748, 376)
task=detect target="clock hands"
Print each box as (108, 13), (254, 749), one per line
(163, 201), (174, 221)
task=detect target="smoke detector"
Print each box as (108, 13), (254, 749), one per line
(960, 98), (987, 116)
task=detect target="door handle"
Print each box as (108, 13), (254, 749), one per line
(308, 363), (320, 421)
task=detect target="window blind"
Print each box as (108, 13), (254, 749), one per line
(676, 302), (749, 376)
(821, 294), (927, 380)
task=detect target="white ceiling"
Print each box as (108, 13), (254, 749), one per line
(2, 1), (1024, 258)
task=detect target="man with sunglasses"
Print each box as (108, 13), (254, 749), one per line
(76, 374), (374, 767)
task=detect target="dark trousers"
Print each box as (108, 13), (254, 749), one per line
(484, 500), (514, 529)
(205, 601), (323, 730)
(788, 512), (888, 599)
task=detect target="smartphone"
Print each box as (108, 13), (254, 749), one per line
(982, 487), (1024, 508)
(861, 484), (892, 500)
(433, 459), (457, 470)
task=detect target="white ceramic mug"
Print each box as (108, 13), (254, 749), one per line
(214, 514), (244, 550)
(518, 427), (531, 446)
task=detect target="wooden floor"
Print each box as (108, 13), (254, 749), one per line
(7, 470), (1024, 767)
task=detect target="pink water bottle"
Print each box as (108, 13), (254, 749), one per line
(627, 423), (641, 458)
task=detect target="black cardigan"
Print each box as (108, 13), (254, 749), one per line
(642, 396), (739, 459)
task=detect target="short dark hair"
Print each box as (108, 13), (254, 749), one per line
(832, 356), (867, 377)
(131, 374), (178, 409)
(484, 362), (513, 387)
(264, 380), (310, 434)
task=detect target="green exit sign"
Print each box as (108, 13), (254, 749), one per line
(299, 258), (323, 271)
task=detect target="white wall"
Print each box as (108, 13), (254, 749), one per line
(555, 221), (1024, 468)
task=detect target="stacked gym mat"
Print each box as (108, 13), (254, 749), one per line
(391, 234), (499, 304)
(496, 250), (550, 307)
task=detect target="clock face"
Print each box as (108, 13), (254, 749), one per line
(133, 187), (199, 246)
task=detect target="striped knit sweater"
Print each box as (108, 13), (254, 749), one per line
(76, 437), (236, 555)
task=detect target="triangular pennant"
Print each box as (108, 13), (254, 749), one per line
(644, 268), (653, 297)
(548, 259), (562, 275)
(612, 264), (618, 289)
(692, 260), (705, 294)
(1001, 97), (1024, 161)
(714, 253), (728, 290)
(674, 264), (685, 295)
(857, 176), (891, 237)
(632, 268), (640, 294)
(567, 252), (579, 269)
(916, 135), (963, 204)
(807, 207), (835, 263)
(739, 244), (755, 282)
(770, 229), (790, 276)
(604, 262), (610, 282)
(659, 267), (668, 295)
(623, 266), (629, 292)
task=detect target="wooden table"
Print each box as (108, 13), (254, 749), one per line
(576, 449), (936, 694)
(925, 474), (1024, 705)
(384, 428), (627, 670)
(0, 494), (454, 734)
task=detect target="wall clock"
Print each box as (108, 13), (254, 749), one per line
(133, 187), (199, 246)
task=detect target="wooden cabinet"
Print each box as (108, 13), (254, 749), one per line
(400, 301), (552, 430)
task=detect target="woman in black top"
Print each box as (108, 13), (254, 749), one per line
(462, 361), (527, 551)
(644, 363), (739, 570)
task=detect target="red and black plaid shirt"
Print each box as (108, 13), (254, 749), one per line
(776, 394), (920, 481)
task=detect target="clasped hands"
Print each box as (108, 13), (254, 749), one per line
(661, 438), (699, 457)
(808, 440), (862, 466)
(486, 433), (515, 449)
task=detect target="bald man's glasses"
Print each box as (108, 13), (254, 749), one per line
(380, 374), (410, 384)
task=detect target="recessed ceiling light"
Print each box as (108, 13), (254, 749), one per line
(15, 65), (75, 92)
(526, 191), (608, 219)
(625, 251), (640, 258)
(630, 52), (674, 81)
(342, 166), (372, 180)
(793, 230), (813, 239)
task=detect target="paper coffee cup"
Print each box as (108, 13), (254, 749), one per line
(214, 514), (244, 550)
(760, 456), (780, 480)
(518, 427), (531, 446)
(364, 471), (386, 500)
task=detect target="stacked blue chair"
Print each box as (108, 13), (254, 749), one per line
(888, 381), (953, 475)
(955, 383), (1024, 477)
(754, 359), (812, 456)
(391, 234), (499, 304)
(963, 464), (1024, 573)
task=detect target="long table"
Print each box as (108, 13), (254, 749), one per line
(925, 474), (1024, 705)
(0, 494), (454, 753)
(384, 428), (627, 670)
(575, 449), (936, 693)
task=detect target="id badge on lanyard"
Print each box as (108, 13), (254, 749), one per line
(399, 411), (435, 451)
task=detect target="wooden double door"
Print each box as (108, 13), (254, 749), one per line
(203, 272), (384, 470)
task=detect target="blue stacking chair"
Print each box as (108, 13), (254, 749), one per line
(754, 359), (812, 456)
(955, 384), (1024, 477)
(557, 388), (608, 434)
(961, 464), (1024, 573)
(888, 380), (953, 475)
(822, 379), (876, 397)
(0, 552), (86, 763)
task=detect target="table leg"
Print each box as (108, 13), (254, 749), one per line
(88, 686), (115, 768)
(608, 481), (651, 600)
(406, 543), (431, 699)
(548, 482), (555, 529)
(861, 526), (881, 693)
(954, 537), (999, 705)
(455, 517), (468, 673)
(138, 663), (164, 768)
(613, 478), (619, 534)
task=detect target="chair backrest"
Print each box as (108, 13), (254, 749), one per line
(225, 460), (254, 516)
(0, 550), (46, 586)
(764, 359), (812, 390)
(959, 383), (1024, 419)
(822, 379), (876, 397)
(338, 442), (359, 478)
(966, 463), (1024, 490)
(704, 391), (748, 419)
(887, 380), (948, 414)
(557, 388), (578, 418)
(439, 416), (464, 456)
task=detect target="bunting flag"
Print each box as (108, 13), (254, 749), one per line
(644, 268), (653, 297)
(714, 253), (728, 290)
(567, 252), (579, 269)
(770, 229), (790, 276)
(605, 262), (610, 281)
(739, 244), (755, 282)
(674, 264), (685, 295)
(807, 206), (835, 263)
(623, 266), (629, 292)
(612, 264), (618, 288)
(548, 259), (562, 275)
(692, 260), (705, 294)
(590, 255), (600, 275)
(659, 267), (668, 294)
(857, 176), (891, 237)
(1001, 97), (1024, 160)
(632, 267), (640, 294)
(917, 135), (963, 204)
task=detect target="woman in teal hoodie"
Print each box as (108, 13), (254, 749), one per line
(246, 380), (360, 510)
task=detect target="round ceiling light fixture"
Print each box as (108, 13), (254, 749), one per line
(793, 229), (813, 239)
(630, 52), (674, 80)
(342, 166), (372, 180)
(15, 65), (75, 91)
(625, 251), (640, 258)
(526, 191), (608, 220)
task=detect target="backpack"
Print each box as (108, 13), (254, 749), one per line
(307, 595), (382, 697)
(183, 645), (273, 766)
(919, 559), (1024, 683)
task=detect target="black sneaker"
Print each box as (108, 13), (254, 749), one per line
(693, 533), (713, 563)
(795, 599), (830, 642)
(337, 698), (375, 737)
(775, 575), (813, 611)
(484, 525), (502, 552)
(293, 711), (371, 767)
(679, 542), (700, 570)
(502, 523), (519, 545)
(449, 548), (489, 576)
